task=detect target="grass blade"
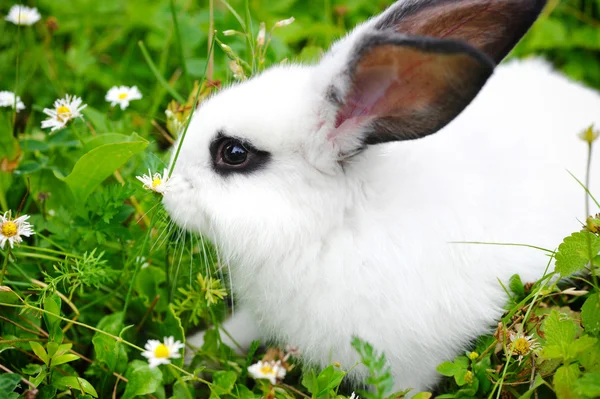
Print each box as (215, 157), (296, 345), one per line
(138, 40), (185, 103)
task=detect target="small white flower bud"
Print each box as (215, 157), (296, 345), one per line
(274, 17), (295, 28)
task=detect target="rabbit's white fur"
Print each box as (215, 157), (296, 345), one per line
(163, 2), (600, 394)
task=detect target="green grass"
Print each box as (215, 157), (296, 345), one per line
(1, 0), (600, 398)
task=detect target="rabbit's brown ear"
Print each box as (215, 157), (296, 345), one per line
(374, 0), (546, 63)
(327, 34), (494, 147)
(322, 0), (545, 150)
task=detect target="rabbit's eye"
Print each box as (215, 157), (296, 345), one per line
(210, 133), (271, 176)
(222, 140), (248, 165)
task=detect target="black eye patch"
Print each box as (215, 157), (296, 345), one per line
(209, 132), (271, 176)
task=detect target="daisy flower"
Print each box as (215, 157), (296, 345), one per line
(247, 360), (286, 385)
(508, 331), (540, 364)
(105, 86), (142, 110)
(0, 91), (25, 112)
(5, 5), (41, 26)
(0, 212), (35, 249)
(136, 168), (170, 194)
(141, 336), (184, 368)
(41, 94), (87, 132)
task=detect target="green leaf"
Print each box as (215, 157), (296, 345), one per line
(0, 287), (20, 305)
(509, 274), (525, 298)
(554, 232), (600, 277)
(575, 373), (600, 397)
(92, 312), (128, 373)
(582, 294), (600, 335)
(301, 369), (319, 395)
(436, 362), (462, 377)
(43, 293), (63, 343)
(212, 370), (237, 395)
(578, 340), (600, 373)
(235, 384), (259, 399)
(0, 373), (22, 393)
(30, 366), (48, 388)
(544, 310), (577, 347)
(411, 393), (432, 399)
(520, 374), (546, 399)
(570, 335), (598, 359)
(51, 353), (80, 366)
(62, 133), (148, 202)
(172, 380), (196, 399)
(37, 385), (58, 399)
(554, 363), (580, 399)
(351, 337), (394, 399)
(121, 360), (163, 399)
(82, 106), (109, 132)
(436, 356), (469, 378)
(83, 133), (139, 152)
(29, 341), (49, 366)
(316, 365), (345, 396)
(55, 376), (98, 398)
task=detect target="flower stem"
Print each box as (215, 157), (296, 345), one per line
(0, 247), (11, 285)
(168, 35), (215, 178)
(121, 206), (159, 322)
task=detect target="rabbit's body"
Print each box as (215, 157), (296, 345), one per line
(164, 0), (600, 393)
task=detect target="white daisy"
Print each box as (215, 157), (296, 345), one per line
(136, 168), (170, 194)
(105, 86), (143, 110)
(0, 212), (35, 250)
(41, 94), (87, 132)
(141, 336), (184, 368)
(5, 5), (41, 26)
(247, 360), (286, 385)
(0, 91), (25, 112)
(508, 331), (540, 364)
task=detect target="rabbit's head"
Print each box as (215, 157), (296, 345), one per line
(164, 0), (545, 265)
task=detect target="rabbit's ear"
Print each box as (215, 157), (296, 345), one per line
(374, 0), (546, 64)
(320, 0), (544, 149)
(324, 33), (494, 147)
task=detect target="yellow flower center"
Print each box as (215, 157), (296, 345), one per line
(1, 221), (17, 237)
(118, 93), (128, 100)
(154, 344), (170, 358)
(152, 177), (162, 188)
(259, 365), (275, 375)
(468, 352), (479, 360)
(57, 105), (71, 122)
(513, 337), (531, 356)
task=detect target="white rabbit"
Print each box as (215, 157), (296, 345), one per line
(163, 0), (600, 393)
